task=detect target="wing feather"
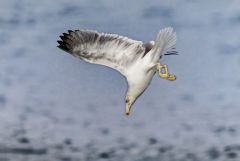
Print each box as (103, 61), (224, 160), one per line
(57, 30), (145, 75)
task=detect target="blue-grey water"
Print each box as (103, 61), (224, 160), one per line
(1, 0), (240, 160)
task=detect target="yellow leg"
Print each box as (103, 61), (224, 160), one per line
(156, 63), (176, 81)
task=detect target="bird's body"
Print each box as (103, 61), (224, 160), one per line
(125, 57), (155, 100)
(57, 27), (177, 115)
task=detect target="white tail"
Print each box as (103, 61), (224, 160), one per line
(152, 27), (177, 61)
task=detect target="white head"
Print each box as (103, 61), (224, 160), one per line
(125, 91), (141, 116)
(124, 76), (151, 115)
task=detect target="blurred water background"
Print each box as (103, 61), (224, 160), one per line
(1, 0), (240, 160)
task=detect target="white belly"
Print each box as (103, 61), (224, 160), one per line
(125, 63), (156, 98)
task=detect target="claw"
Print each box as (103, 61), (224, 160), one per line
(157, 63), (176, 81)
(166, 74), (176, 81)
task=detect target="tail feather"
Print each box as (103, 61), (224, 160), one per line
(152, 27), (177, 60)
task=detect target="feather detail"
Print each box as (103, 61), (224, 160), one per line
(152, 27), (177, 61)
(57, 29), (145, 75)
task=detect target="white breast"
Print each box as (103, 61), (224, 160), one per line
(125, 61), (156, 98)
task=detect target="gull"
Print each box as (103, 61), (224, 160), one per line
(57, 27), (177, 115)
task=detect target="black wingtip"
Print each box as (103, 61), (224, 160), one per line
(57, 30), (76, 53)
(57, 44), (70, 53)
(57, 40), (63, 44)
(68, 30), (73, 33)
(63, 33), (69, 37)
(57, 40), (67, 46)
(59, 35), (64, 39)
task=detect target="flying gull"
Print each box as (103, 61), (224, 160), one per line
(57, 27), (177, 115)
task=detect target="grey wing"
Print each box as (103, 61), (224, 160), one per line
(57, 30), (145, 75)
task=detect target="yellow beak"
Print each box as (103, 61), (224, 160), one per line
(125, 102), (131, 116)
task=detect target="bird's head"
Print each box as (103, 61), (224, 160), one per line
(125, 85), (146, 115)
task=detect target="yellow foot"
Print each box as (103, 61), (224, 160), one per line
(156, 63), (176, 81)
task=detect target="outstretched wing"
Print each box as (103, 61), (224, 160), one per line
(57, 30), (145, 75)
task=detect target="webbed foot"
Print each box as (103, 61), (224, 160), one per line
(156, 63), (176, 81)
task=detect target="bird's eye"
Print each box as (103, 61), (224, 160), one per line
(125, 99), (129, 103)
